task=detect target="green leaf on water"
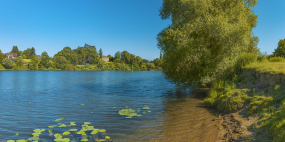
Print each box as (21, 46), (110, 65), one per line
(48, 130), (52, 133)
(62, 138), (70, 142)
(142, 105), (150, 109)
(98, 129), (106, 132)
(76, 131), (85, 135)
(7, 140), (15, 142)
(16, 140), (26, 142)
(147, 111), (151, 112)
(81, 124), (88, 127)
(63, 131), (70, 135)
(13, 133), (19, 136)
(84, 122), (91, 125)
(48, 125), (57, 128)
(55, 118), (64, 121)
(105, 136), (110, 139)
(54, 133), (62, 139)
(81, 139), (88, 141)
(90, 130), (98, 134)
(69, 129), (77, 131)
(58, 124), (67, 127)
(81, 104), (85, 105)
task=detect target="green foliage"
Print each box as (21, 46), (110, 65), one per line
(157, 0), (259, 88)
(146, 63), (154, 70)
(55, 56), (69, 70)
(269, 56), (284, 62)
(114, 51), (121, 59)
(23, 48), (31, 59)
(10, 46), (20, 56)
(40, 55), (51, 69)
(257, 51), (269, 63)
(99, 48), (103, 58)
(0, 50), (5, 62)
(14, 57), (24, 67)
(22, 55), (27, 59)
(273, 38), (285, 57)
(28, 55), (39, 70)
(153, 58), (163, 67)
(31, 47), (36, 56)
(107, 54), (114, 62)
(2, 58), (15, 69)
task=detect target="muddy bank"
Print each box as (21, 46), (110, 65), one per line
(133, 88), (221, 142)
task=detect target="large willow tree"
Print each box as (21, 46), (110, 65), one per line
(157, 0), (259, 87)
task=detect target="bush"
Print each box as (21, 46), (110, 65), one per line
(23, 55), (27, 59)
(269, 56), (284, 62)
(257, 51), (269, 62)
(2, 58), (15, 69)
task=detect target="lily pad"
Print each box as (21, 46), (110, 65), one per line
(98, 129), (106, 133)
(105, 136), (110, 139)
(55, 118), (64, 121)
(90, 130), (98, 134)
(16, 140), (26, 142)
(84, 122), (91, 125)
(13, 133), (19, 136)
(58, 124), (67, 127)
(48, 125), (57, 128)
(69, 129), (77, 131)
(63, 131), (70, 135)
(142, 105), (150, 109)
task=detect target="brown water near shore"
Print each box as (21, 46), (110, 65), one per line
(131, 88), (222, 142)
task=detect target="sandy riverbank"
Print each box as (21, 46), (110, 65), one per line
(130, 88), (221, 142)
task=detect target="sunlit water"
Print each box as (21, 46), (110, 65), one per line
(0, 71), (202, 142)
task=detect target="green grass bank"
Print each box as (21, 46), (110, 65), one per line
(204, 57), (285, 141)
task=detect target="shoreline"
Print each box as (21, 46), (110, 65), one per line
(211, 69), (277, 142)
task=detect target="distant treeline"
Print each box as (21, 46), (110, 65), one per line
(0, 43), (164, 71)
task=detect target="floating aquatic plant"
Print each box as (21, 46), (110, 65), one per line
(7, 118), (112, 142)
(55, 118), (64, 121)
(115, 105), (151, 118)
(142, 105), (150, 109)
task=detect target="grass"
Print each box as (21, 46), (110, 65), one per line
(23, 59), (31, 63)
(203, 66), (285, 141)
(243, 58), (285, 75)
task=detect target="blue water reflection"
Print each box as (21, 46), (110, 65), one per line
(0, 71), (193, 141)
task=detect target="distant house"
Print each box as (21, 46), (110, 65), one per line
(102, 56), (109, 62)
(5, 53), (17, 60)
(36, 55), (41, 59)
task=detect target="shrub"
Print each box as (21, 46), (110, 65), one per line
(257, 51), (269, 62)
(23, 55), (27, 59)
(269, 56), (284, 62)
(2, 58), (15, 69)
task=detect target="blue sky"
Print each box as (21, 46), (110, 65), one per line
(0, 0), (284, 61)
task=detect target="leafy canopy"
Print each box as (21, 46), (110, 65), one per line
(157, 0), (259, 87)
(272, 38), (285, 57)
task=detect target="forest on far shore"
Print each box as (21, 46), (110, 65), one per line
(0, 43), (163, 71)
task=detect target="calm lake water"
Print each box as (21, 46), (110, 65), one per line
(0, 71), (216, 142)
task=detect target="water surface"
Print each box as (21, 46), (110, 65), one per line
(0, 71), (218, 142)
